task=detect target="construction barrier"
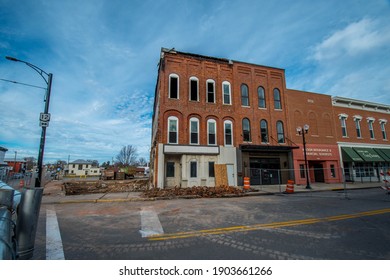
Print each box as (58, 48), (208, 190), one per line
(285, 180), (294, 193)
(243, 177), (250, 190)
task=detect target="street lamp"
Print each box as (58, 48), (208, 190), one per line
(5, 56), (53, 188)
(296, 124), (311, 189)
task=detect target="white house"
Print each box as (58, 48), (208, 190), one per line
(67, 159), (101, 176)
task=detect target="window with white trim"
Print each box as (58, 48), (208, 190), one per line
(380, 120), (387, 140)
(189, 76), (199, 101)
(189, 117), (199, 145)
(222, 81), (231, 105)
(207, 119), (217, 145)
(206, 79), (215, 103)
(339, 114), (348, 137)
(367, 118), (375, 139)
(169, 74), (179, 99)
(168, 116), (178, 144)
(224, 120), (233, 146)
(354, 116), (362, 138)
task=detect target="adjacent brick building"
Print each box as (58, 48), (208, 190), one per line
(150, 48), (390, 188)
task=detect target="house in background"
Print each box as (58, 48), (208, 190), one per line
(67, 159), (101, 176)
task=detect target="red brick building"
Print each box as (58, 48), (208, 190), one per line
(285, 90), (341, 185)
(150, 48), (390, 188)
(332, 97), (390, 182)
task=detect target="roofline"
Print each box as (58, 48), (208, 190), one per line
(160, 47), (285, 71)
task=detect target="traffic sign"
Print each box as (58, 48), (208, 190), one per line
(40, 113), (51, 122)
(40, 121), (49, 127)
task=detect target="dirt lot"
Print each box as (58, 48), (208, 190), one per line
(61, 178), (247, 198)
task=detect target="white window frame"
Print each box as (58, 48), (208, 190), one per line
(353, 115), (362, 138)
(380, 119), (388, 140)
(222, 81), (232, 105)
(339, 114), (348, 137)
(206, 79), (215, 103)
(258, 86), (266, 108)
(189, 117), (199, 145)
(189, 76), (199, 101)
(241, 84), (250, 107)
(167, 116), (179, 144)
(367, 117), (375, 139)
(207, 119), (217, 145)
(169, 73), (179, 99)
(224, 120), (233, 146)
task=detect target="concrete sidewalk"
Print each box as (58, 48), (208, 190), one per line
(40, 180), (384, 204)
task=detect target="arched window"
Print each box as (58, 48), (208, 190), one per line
(258, 86), (266, 108)
(206, 79), (215, 103)
(260, 119), (268, 143)
(242, 118), (251, 142)
(241, 84), (249, 106)
(167, 116), (179, 144)
(169, 73), (179, 99)
(189, 76), (199, 101)
(276, 121), (285, 143)
(189, 117), (199, 145)
(274, 88), (281, 109)
(207, 119), (217, 145)
(222, 81), (232, 105)
(224, 120), (233, 146)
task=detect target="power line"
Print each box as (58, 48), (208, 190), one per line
(0, 78), (46, 90)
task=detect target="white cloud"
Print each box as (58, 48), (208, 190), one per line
(313, 18), (390, 61)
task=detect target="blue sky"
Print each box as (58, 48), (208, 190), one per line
(1, 0), (390, 164)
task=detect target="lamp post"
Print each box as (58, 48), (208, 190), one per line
(5, 56), (53, 188)
(296, 124), (311, 189)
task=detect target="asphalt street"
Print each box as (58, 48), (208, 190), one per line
(32, 188), (390, 260)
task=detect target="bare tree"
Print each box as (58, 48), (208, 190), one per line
(137, 157), (147, 166)
(116, 145), (138, 166)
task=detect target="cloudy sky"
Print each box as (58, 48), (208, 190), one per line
(1, 0), (389, 164)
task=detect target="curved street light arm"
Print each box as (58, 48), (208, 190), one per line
(5, 56), (50, 85)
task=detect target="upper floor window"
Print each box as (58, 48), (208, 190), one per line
(189, 117), (199, 145)
(339, 114), (348, 137)
(189, 77), (199, 101)
(276, 121), (285, 143)
(207, 119), (217, 145)
(241, 84), (249, 106)
(224, 120), (233, 146)
(354, 116), (362, 138)
(380, 120), (387, 140)
(206, 79), (215, 103)
(260, 119), (268, 143)
(258, 86), (266, 108)
(274, 88), (282, 109)
(169, 74), (179, 99)
(367, 118), (375, 139)
(168, 116), (178, 144)
(242, 118), (251, 142)
(222, 81), (232, 105)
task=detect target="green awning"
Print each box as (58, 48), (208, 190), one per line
(341, 147), (364, 162)
(352, 147), (385, 162)
(374, 149), (390, 162)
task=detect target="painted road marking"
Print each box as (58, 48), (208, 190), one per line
(139, 206), (164, 237)
(46, 207), (65, 260)
(148, 208), (390, 241)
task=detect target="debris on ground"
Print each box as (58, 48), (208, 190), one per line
(143, 185), (245, 198)
(63, 179), (149, 195)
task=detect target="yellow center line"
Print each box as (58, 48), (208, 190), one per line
(148, 208), (390, 241)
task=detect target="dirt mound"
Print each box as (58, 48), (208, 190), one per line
(63, 179), (149, 195)
(143, 185), (244, 198)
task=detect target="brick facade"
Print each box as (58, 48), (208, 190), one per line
(150, 48), (390, 188)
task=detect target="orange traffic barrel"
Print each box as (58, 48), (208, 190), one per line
(243, 177), (250, 190)
(285, 180), (294, 193)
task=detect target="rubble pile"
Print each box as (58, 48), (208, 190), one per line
(143, 185), (245, 198)
(63, 179), (149, 195)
